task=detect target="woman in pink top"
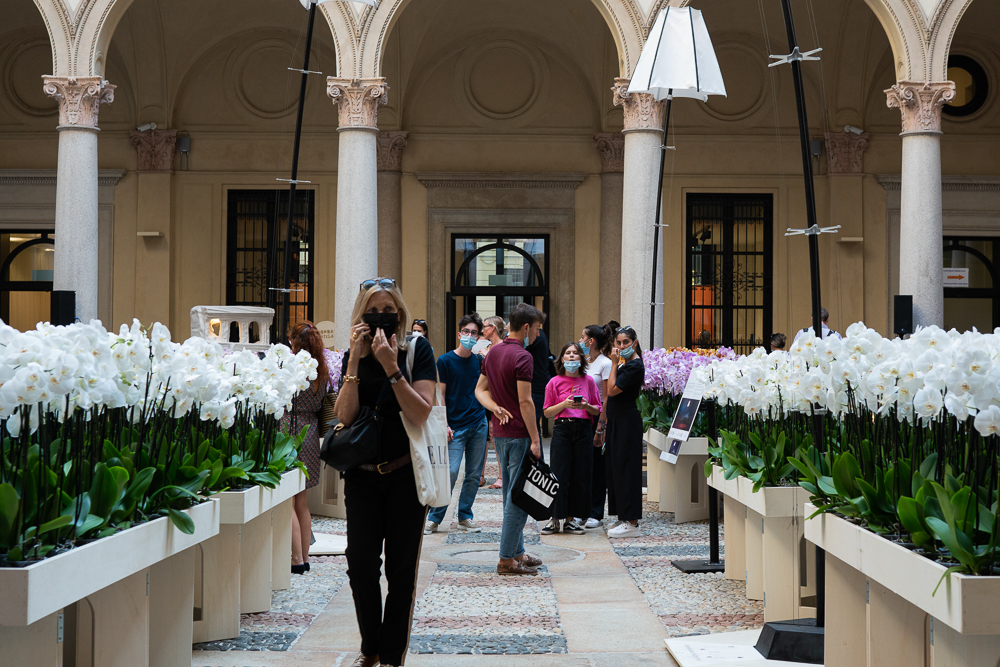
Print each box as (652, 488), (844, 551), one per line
(540, 342), (602, 535)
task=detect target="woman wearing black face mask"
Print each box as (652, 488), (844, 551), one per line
(335, 278), (437, 667)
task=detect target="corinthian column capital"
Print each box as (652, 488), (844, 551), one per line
(42, 76), (115, 129)
(129, 129), (178, 172)
(327, 77), (388, 131)
(612, 77), (665, 134)
(885, 81), (956, 135)
(824, 130), (869, 174)
(376, 131), (408, 171)
(594, 133), (624, 173)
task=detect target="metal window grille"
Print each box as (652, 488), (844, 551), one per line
(226, 190), (314, 342)
(686, 194), (773, 355)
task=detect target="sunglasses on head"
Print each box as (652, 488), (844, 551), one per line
(413, 319), (426, 325)
(360, 278), (396, 291)
(617, 325), (634, 334)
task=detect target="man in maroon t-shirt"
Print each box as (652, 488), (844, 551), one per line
(475, 302), (545, 575)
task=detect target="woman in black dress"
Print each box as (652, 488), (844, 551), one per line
(604, 325), (645, 538)
(280, 321), (332, 574)
(335, 278), (437, 667)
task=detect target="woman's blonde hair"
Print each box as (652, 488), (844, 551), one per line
(350, 282), (412, 356)
(483, 316), (505, 335)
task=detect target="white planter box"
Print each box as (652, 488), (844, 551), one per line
(805, 502), (1000, 635)
(193, 469), (304, 643)
(0, 499), (219, 626)
(707, 465), (812, 621)
(308, 446), (346, 519)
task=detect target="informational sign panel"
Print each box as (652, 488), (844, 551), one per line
(661, 439), (684, 464)
(944, 267), (969, 287)
(666, 375), (706, 446)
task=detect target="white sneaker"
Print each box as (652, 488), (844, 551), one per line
(456, 519), (482, 533)
(584, 518), (601, 529)
(424, 521), (439, 535)
(607, 521), (639, 538)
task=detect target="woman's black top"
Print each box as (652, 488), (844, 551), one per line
(340, 336), (437, 463)
(605, 357), (645, 419)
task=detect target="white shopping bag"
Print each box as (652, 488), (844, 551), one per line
(401, 406), (450, 506)
(400, 343), (451, 507)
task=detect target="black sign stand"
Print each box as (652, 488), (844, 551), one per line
(673, 398), (724, 574)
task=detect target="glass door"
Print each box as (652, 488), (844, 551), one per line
(0, 231), (54, 331)
(448, 235), (549, 350)
(944, 237), (999, 333)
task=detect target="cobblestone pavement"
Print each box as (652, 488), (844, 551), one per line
(195, 451), (762, 663)
(611, 500), (764, 638)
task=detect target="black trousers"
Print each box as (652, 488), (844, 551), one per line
(344, 463), (427, 666)
(605, 411), (643, 521)
(590, 426), (607, 520)
(549, 419), (593, 521)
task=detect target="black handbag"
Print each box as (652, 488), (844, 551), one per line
(320, 371), (392, 472)
(511, 449), (560, 521)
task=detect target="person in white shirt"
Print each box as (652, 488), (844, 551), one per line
(579, 323), (614, 529)
(792, 307), (842, 345)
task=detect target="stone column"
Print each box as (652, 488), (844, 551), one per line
(328, 77), (387, 348)
(595, 133), (624, 325)
(42, 76), (115, 324)
(376, 131), (408, 286)
(885, 81), (955, 328)
(613, 78), (665, 349)
(824, 129), (869, 330)
(129, 129), (177, 327)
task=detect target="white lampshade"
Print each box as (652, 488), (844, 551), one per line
(628, 7), (726, 103)
(300, 0), (376, 8)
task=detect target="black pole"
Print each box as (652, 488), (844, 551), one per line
(279, 1), (319, 342)
(777, 0), (826, 632)
(707, 399), (721, 564)
(649, 92), (672, 351)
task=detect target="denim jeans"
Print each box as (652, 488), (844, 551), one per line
(427, 418), (489, 525)
(493, 436), (531, 560)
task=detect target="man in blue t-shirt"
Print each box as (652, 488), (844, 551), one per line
(425, 313), (489, 534)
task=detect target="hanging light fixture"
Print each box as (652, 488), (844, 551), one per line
(625, 7), (726, 352)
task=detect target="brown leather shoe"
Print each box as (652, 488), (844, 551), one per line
(497, 559), (538, 575)
(519, 553), (543, 568)
(349, 652), (379, 667)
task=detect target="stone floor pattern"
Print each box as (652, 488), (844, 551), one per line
(192, 451), (764, 666)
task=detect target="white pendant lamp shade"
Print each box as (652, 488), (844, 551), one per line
(628, 7), (726, 102)
(300, 0), (376, 9)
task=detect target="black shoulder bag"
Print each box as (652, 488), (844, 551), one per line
(320, 370), (395, 472)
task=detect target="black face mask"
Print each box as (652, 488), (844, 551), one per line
(362, 312), (399, 338)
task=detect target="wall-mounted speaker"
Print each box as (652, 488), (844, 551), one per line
(893, 295), (913, 337)
(51, 291), (75, 326)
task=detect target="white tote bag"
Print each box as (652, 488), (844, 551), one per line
(400, 344), (451, 507)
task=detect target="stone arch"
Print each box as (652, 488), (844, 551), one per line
(859, 0), (976, 81)
(321, 0), (665, 80)
(30, 0), (136, 77)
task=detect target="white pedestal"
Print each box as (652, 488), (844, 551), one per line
(307, 458), (347, 519)
(149, 549), (195, 667)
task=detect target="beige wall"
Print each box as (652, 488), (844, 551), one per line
(1, 0), (999, 342)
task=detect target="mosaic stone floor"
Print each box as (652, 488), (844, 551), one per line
(612, 500), (764, 638)
(194, 448), (762, 662)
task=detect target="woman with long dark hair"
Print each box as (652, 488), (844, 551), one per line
(281, 321), (335, 574)
(336, 278), (437, 667)
(604, 325), (645, 538)
(580, 323), (614, 529)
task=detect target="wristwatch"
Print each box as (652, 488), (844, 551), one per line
(388, 370), (404, 384)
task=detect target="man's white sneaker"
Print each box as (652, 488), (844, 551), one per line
(607, 521), (639, 538)
(424, 521), (439, 535)
(456, 519), (482, 533)
(584, 518), (601, 529)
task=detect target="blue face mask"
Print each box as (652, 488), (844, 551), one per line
(460, 335), (476, 350)
(580, 343), (590, 356)
(620, 345), (634, 359)
(564, 360), (581, 374)
(523, 336), (530, 349)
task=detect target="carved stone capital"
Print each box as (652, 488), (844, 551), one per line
(42, 76), (115, 128)
(327, 77), (388, 130)
(824, 131), (869, 174)
(885, 81), (956, 135)
(612, 77), (665, 134)
(376, 131), (408, 171)
(594, 133), (625, 173)
(129, 129), (177, 172)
